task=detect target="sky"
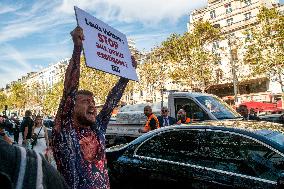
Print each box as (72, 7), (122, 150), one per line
(0, 0), (283, 88)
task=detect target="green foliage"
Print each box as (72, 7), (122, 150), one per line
(160, 21), (222, 91)
(79, 57), (118, 104)
(0, 91), (8, 110)
(244, 7), (284, 92)
(42, 81), (64, 115)
(7, 82), (27, 110)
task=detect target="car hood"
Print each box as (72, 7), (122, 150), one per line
(184, 120), (284, 134)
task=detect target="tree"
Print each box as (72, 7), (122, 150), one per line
(160, 21), (222, 92)
(42, 81), (64, 116)
(6, 82), (27, 112)
(244, 7), (284, 92)
(79, 58), (118, 104)
(25, 82), (45, 113)
(0, 91), (8, 111)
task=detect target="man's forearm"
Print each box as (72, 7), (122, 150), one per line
(96, 77), (129, 131)
(24, 128), (28, 139)
(54, 45), (82, 131)
(63, 45), (82, 96)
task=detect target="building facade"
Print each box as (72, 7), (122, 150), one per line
(188, 0), (283, 105)
(4, 59), (68, 115)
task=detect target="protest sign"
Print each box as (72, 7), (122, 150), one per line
(74, 6), (138, 81)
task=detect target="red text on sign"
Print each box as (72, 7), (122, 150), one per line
(98, 33), (118, 49)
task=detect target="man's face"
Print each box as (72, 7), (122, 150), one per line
(161, 108), (169, 117)
(74, 94), (97, 126)
(239, 106), (248, 117)
(144, 107), (152, 117)
(177, 110), (186, 120)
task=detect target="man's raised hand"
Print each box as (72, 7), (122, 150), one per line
(70, 26), (85, 47)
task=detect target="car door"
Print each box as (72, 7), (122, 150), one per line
(132, 128), (219, 188)
(203, 129), (284, 189)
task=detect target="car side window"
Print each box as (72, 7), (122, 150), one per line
(174, 98), (209, 121)
(205, 131), (284, 182)
(135, 130), (206, 164)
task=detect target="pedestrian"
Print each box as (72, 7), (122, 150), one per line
(176, 109), (191, 124)
(11, 116), (20, 144)
(248, 108), (260, 121)
(31, 115), (49, 155)
(238, 105), (249, 120)
(21, 110), (34, 149)
(138, 105), (160, 133)
(0, 116), (13, 144)
(0, 116), (68, 189)
(51, 26), (136, 189)
(157, 106), (176, 127)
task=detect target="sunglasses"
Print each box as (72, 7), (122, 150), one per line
(161, 110), (168, 112)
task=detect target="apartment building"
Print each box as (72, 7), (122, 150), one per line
(19, 59), (68, 90)
(4, 59), (68, 115)
(188, 0), (283, 105)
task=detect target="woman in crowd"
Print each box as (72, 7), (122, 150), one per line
(32, 115), (49, 154)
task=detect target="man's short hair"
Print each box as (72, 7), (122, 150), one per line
(161, 106), (168, 110)
(77, 89), (94, 97)
(25, 110), (32, 117)
(144, 105), (152, 110)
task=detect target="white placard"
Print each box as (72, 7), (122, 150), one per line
(74, 6), (138, 81)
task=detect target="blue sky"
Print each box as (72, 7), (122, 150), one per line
(0, 0), (282, 88)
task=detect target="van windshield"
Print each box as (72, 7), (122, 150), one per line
(196, 96), (241, 120)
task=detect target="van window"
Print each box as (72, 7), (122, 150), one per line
(174, 98), (209, 121)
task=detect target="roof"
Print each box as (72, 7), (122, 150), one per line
(135, 121), (284, 153)
(181, 120), (284, 134)
(171, 92), (215, 98)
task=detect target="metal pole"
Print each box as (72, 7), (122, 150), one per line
(228, 37), (238, 105)
(161, 88), (164, 109)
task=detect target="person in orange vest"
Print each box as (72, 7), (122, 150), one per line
(138, 105), (160, 133)
(176, 109), (191, 124)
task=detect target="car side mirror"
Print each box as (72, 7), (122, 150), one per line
(277, 172), (284, 189)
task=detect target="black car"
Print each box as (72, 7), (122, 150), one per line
(259, 114), (284, 124)
(107, 122), (284, 189)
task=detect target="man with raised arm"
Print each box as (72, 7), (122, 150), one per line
(52, 27), (136, 189)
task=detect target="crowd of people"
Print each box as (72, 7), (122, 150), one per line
(138, 105), (194, 133)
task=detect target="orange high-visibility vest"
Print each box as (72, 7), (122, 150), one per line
(177, 117), (191, 124)
(144, 114), (160, 132)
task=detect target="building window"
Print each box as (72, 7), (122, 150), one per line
(210, 10), (216, 19)
(213, 23), (220, 28)
(244, 0), (252, 7)
(227, 18), (234, 26)
(246, 32), (252, 40)
(214, 53), (221, 65)
(225, 3), (232, 14)
(244, 12), (251, 20)
(231, 49), (238, 61)
(212, 41), (219, 51)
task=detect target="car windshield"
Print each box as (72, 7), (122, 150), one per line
(255, 130), (284, 147)
(196, 96), (240, 120)
(119, 101), (166, 113)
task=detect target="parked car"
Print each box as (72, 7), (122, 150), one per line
(107, 121), (284, 189)
(259, 114), (284, 124)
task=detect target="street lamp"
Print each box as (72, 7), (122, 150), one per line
(227, 35), (239, 105)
